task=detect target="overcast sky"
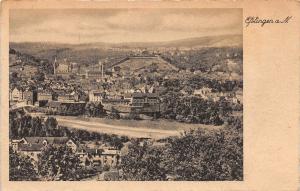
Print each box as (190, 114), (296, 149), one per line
(10, 9), (242, 44)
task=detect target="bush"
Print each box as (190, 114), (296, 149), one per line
(103, 164), (110, 171)
(9, 148), (38, 181)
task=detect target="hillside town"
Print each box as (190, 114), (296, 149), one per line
(9, 44), (243, 181)
(9, 48), (242, 115)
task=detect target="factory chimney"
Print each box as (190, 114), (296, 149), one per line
(99, 60), (104, 79)
(53, 57), (57, 75)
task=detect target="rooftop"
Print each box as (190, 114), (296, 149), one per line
(24, 136), (70, 145)
(18, 143), (44, 151)
(132, 92), (158, 98)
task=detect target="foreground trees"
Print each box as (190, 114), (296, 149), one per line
(163, 128), (242, 180)
(9, 114), (64, 138)
(85, 102), (106, 117)
(121, 126), (242, 181)
(161, 94), (229, 125)
(121, 140), (167, 180)
(9, 148), (38, 181)
(37, 145), (81, 181)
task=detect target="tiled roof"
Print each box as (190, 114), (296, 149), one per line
(132, 92), (158, 98)
(18, 143), (43, 151)
(77, 145), (104, 154)
(24, 137), (70, 145)
(46, 101), (62, 107)
(102, 99), (130, 102)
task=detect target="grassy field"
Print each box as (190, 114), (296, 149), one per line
(73, 116), (221, 131)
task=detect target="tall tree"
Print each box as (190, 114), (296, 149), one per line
(37, 145), (81, 181)
(9, 148), (38, 181)
(121, 140), (167, 181)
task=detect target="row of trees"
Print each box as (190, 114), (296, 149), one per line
(160, 93), (236, 125)
(9, 112), (66, 138)
(121, 125), (243, 181)
(46, 102), (106, 117)
(162, 77), (242, 93)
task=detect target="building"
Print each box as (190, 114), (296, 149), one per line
(11, 137), (121, 169)
(54, 58), (72, 79)
(38, 91), (53, 101)
(89, 90), (105, 102)
(57, 92), (79, 102)
(102, 98), (131, 105)
(23, 89), (37, 105)
(193, 87), (213, 100)
(86, 70), (103, 80)
(56, 59), (71, 74)
(9, 87), (24, 102)
(20, 64), (38, 78)
(131, 92), (160, 114)
(37, 90), (53, 106)
(11, 137), (78, 163)
(76, 146), (121, 168)
(46, 101), (63, 112)
(18, 144), (43, 162)
(131, 92), (159, 106)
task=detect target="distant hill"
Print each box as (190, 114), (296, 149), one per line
(10, 34), (242, 72)
(10, 34), (242, 51)
(112, 34), (242, 48)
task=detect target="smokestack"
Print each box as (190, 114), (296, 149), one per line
(101, 61), (104, 79)
(86, 69), (89, 78)
(53, 57), (57, 75)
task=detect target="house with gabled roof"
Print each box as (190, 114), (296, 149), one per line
(9, 87), (24, 102)
(12, 136), (78, 162)
(76, 144), (121, 168)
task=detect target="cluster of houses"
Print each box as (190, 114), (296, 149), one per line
(193, 87), (242, 104)
(10, 137), (121, 169)
(9, 79), (161, 116)
(9, 87), (36, 106)
(10, 53), (242, 117)
(9, 87), (83, 107)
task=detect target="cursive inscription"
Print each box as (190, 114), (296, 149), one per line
(245, 16), (292, 27)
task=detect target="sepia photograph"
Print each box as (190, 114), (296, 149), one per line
(8, 8), (243, 181)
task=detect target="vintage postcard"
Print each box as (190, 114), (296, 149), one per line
(0, 0), (299, 191)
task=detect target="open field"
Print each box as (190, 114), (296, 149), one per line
(54, 116), (221, 139)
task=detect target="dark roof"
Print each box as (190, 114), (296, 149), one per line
(11, 87), (23, 92)
(24, 137), (70, 145)
(85, 148), (104, 154)
(46, 101), (62, 107)
(18, 143), (43, 151)
(102, 99), (130, 102)
(132, 92), (158, 98)
(88, 71), (102, 74)
(77, 145), (104, 154)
